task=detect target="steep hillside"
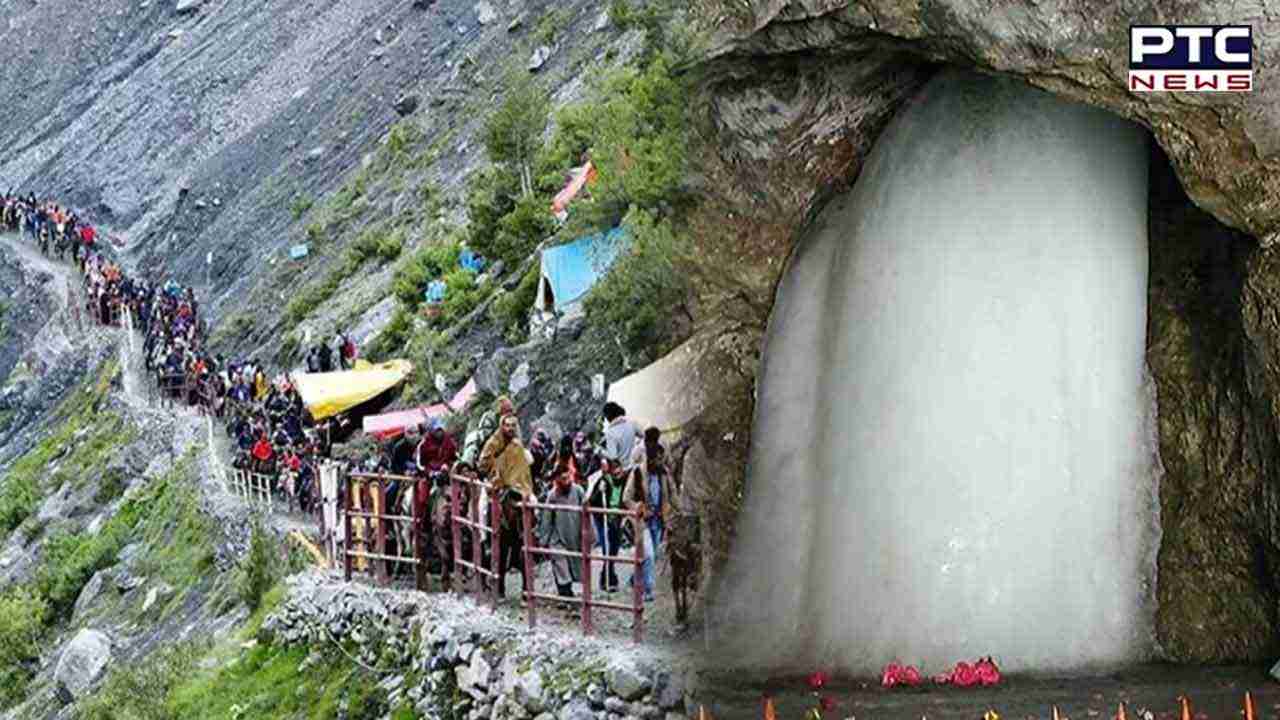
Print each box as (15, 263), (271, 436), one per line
(0, 0), (635, 349)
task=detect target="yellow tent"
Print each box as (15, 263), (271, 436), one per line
(292, 359), (413, 421)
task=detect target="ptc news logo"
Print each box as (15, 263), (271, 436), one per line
(1129, 25), (1253, 92)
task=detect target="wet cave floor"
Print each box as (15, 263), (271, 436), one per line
(699, 665), (1277, 719)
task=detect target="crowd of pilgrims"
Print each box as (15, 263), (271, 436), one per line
(1, 192), (98, 259)
(1, 193), (693, 615)
(80, 249), (338, 517)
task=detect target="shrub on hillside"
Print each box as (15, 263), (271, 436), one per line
(393, 241), (463, 309)
(490, 265), (540, 340)
(435, 269), (489, 328)
(0, 588), (46, 710)
(237, 519), (276, 612)
(0, 475), (37, 542)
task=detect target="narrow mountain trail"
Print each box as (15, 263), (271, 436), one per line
(0, 231), (311, 542)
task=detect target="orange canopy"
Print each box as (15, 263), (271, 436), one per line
(551, 162), (597, 214)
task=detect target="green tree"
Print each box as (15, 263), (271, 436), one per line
(483, 73), (551, 200)
(583, 207), (692, 368)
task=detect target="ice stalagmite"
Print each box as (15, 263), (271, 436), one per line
(713, 70), (1159, 673)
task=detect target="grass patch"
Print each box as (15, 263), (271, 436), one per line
(284, 220), (409, 329)
(78, 642), (205, 720)
(168, 643), (394, 720)
(36, 449), (207, 623)
(241, 583), (286, 641)
(0, 448), (210, 711)
(534, 8), (568, 46)
(289, 194), (315, 220)
(366, 306), (414, 361)
(131, 452), (217, 591)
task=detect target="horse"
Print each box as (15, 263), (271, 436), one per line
(666, 510), (701, 627)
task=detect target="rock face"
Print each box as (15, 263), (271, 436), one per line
(54, 629), (112, 701)
(675, 0), (1280, 665)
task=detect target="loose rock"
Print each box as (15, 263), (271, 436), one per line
(55, 629), (112, 701)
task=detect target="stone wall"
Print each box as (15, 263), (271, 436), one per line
(262, 571), (697, 720)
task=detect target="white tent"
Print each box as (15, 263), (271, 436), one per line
(606, 335), (715, 437)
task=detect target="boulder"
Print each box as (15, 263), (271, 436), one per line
(117, 542), (144, 565)
(457, 652), (492, 697)
(393, 94), (420, 116)
(114, 569), (144, 593)
(528, 45), (552, 72)
(476, 1), (497, 25)
(605, 658), (651, 701)
(557, 698), (594, 720)
(141, 582), (174, 613)
(54, 629), (112, 701)
(509, 361), (532, 396)
(652, 672), (684, 711)
(512, 667), (545, 712)
(73, 569), (111, 621)
(175, 0), (202, 14)
(587, 683), (606, 708)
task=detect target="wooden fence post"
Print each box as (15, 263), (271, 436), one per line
(581, 503), (593, 635)
(374, 480), (388, 586)
(632, 507), (645, 644)
(522, 501), (536, 630)
(343, 479), (354, 582)
(450, 476), (461, 594)
(490, 491), (501, 607)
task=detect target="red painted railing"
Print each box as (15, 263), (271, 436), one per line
(450, 471), (501, 607)
(519, 498), (646, 643)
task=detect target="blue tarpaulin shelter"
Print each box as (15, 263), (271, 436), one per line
(537, 227), (631, 313)
(289, 244), (310, 260)
(424, 279), (447, 304)
(459, 248), (486, 274)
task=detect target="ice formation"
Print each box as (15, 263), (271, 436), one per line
(713, 70), (1160, 674)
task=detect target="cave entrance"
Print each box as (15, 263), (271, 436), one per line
(715, 69), (1164, 675)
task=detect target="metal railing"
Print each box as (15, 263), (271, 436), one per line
(450, 471), (502, 607)
(154, 372), (189, 409)
(343, 472), (430, 591)
(230, 469), (274, 512)
(519, 498), (647, 643)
